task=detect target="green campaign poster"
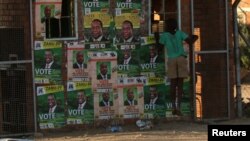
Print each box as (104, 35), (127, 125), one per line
(114, 0), (141, 46)
(139, 36), (165, 78)
(116, 46), (141, 77)
(34, 41), (62, 84)
(37, 85), (65, 129)
(144, 84), (167, 118)
(82, 0), (112, 49)
(67, 81), (94, 124)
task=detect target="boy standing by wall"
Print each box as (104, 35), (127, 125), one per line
(155, 18), (198, 116)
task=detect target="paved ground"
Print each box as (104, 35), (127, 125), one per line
(35, 120), (208, 141)
(0, 118), (249, 141)
(30, 117), (250, 141)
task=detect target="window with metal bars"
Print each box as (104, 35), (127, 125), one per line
(151, 0), (177, 33)
(45, 0), (77, 39)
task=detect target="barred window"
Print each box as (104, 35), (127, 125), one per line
(151, 0), (177, 33)
(45, 0), (78, 40)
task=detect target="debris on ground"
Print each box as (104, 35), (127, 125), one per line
(136, 119), (153, 131)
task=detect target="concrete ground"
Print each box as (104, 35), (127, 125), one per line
(31, 118), (250, 141)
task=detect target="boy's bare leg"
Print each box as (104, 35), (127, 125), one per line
(176, 77), (184, 116)
(170, 78), (178, 115)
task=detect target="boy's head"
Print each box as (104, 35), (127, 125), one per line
(166, 18), (177, 32)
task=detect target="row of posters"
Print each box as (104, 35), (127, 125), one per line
(35, 38), (191, 129)
(34, 0), (143, 40)
(34, 0), (191, 129)
(34, 36), (165, 83)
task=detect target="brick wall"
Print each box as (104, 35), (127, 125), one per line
(193, 0), (235, 119)
(238, 0), (250, 25)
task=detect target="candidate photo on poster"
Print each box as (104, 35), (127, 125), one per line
(47, 94), (64, 113)
(41, 49), (61, 69)
(99, 92), (113, 107)
(96, 62), (111, 80)
(115, 20), (140, 44)
(89, 19), (108, 42)
(75, 91), (92, 110)
(124, 87), (138, 106)
(73, 51), (87, 69)
(118, 49), (139, 65)
(40, 4), (61, 38)
(145, 86), (165, 106)
(84, 18), (110, 43)
(41, 5), (54, 23)
(147, 45), (165, 64)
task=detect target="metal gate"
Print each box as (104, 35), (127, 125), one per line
(191, 0), (231, 120)
(0, 27), (35, 137)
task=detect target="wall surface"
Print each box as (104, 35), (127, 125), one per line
(193, 0), (235, 119)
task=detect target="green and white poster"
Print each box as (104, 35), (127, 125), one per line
(82, 0), (112, 49)
(34, 41), (62, 84)
(139, 36), (165, 78)
(67, 81), (94, 124)
(37, 85), (65, 129)
(144, 84), (167, 119)
(114, 0), (141, 46)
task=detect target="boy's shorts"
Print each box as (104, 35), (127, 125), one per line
(167, 56), (189, 78)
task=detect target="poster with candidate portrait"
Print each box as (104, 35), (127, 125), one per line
(117, 78), (144, 119)
(36, 85), (65, 129)
(144, 84), (167, 119)
(139, 36), (166, 78)
(34, 41), (62, 84)
(67, 81), (94, 125)
(116, 46), (141, 77)
(34, 0), (62, 39)
(93, 88), (118, 120)
(87, 51), (117, 89)
(66, 41), (90, 81)
(114, 0), (141, 47)
(82, 0), (112, 49)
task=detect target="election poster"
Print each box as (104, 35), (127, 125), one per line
(36, 85), (65, 129)
(117, 77), (144, 119)
(87, 50), (117, 89)
(143, 84), (167, 119)
(114, 0), (141, 47)
(139, 36), (165, 78)
(93, 88), (118, 120)
(34, 41), (62, 84)
(34, 0), (62, 39)
(66, 41), (90, 81)
(116, 46), (140, 77)
(82, 0), (112, 49)
(67, 81), (94, 125)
